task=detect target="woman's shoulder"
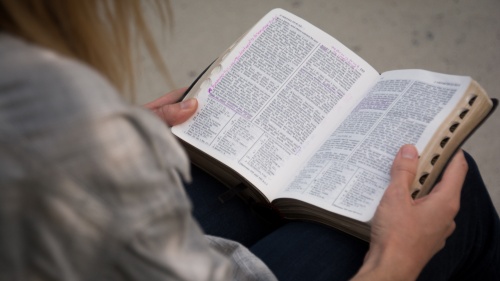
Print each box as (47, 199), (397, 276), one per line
(0, 33), (191, 182)
(0, 33), (126, 129)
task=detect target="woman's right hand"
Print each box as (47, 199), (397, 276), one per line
(352, 145), (468, 280)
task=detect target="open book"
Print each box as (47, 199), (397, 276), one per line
(172, 8), (496, 241)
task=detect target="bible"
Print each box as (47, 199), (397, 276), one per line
(171, 8), (496, 241)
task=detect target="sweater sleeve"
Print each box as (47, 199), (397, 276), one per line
(0, 34), (276, 281)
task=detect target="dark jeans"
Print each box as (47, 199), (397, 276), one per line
(184, 152), (500, 280)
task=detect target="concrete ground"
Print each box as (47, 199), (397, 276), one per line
(137, 0), (500, 213)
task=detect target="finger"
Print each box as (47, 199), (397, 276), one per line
(427, 150), (467, 209)
(431, 150), (467, 196)
(144, 87), (189, 109)
(387, 145), (420, 197)
(156, 98), (198, 126)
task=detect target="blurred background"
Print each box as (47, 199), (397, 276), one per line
(137, 0), (500, 212)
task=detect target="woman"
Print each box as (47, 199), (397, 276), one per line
(0, 1), (498, 280)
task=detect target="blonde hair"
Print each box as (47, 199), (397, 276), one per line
(0, 0), (173, 101)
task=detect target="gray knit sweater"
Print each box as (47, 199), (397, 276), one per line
(0, 34), (276, 281)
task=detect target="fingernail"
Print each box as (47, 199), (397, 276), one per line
(181, 98), (196, 110)
(401, 145), (418, 159)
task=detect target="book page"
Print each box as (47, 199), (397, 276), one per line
(172, 9), (378, 200)
(277, 69), (471, 221)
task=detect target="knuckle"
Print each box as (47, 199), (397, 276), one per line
(160, 104), (172, 115)
(447, 200), (460, 215)
(391, 162), (417, 179)
(450, 221), (456, 232)
(460, 158), (469, 172)
(160, 105), (178, 126)
(445, 221), (456, 238)
(455, 152), (469, 172)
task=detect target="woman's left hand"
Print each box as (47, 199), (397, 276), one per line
(144, 87), (198, 126)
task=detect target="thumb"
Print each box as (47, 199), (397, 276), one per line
(387, 145), (420, 198)
(155, 98), (198, 126)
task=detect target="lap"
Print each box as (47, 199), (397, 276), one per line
(184, 152), (500, 280)
(250, 222), (368, 281)
(184, 164), (280, 246)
